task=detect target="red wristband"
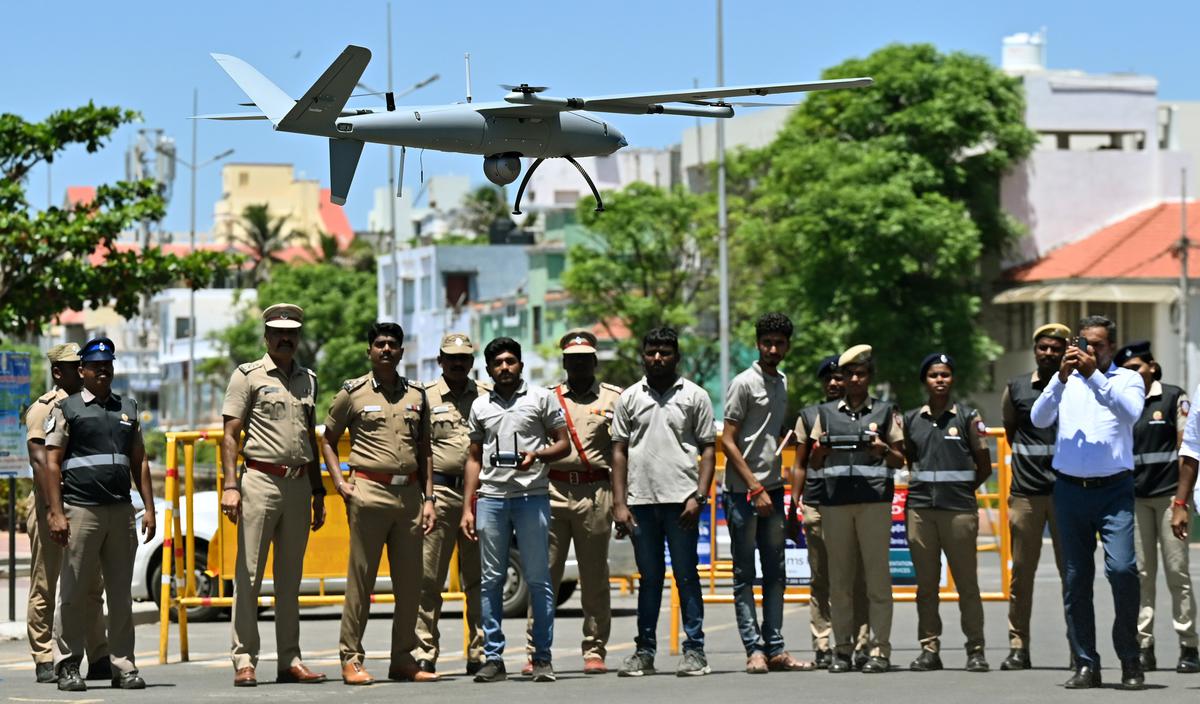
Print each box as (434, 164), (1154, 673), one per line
(747, 486), (765, 501)
(1173, 498), (1189, 508)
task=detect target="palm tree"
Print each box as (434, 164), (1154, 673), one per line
(231, 204), (303, 283)
(306, 232), (377, 273)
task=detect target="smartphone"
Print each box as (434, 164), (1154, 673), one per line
(1074, 336), (1088, 351)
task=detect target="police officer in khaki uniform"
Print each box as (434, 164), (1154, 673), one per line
(220, 303), (328, 687)
(318, 322), (438, 685)
(23, 343), (109, 685)
(43, 337), (156, 692)
(808, 344), (905, 674)
(523, 330), (621, 674)
(904, 353), (991, 673)
(413, 333), (488, 674)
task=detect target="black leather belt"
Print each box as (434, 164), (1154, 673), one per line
(1054, 470), (1132, 489)
(432, 472), (464, 490)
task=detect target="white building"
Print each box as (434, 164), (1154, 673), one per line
(518, 147), (679, 211)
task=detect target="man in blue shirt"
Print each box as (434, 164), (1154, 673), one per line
(1031, 315), (1146, 690)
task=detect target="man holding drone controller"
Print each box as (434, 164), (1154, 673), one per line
(460, 337), (570, 684)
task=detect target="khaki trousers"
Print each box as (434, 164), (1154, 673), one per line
(414, 483), (483, 665)
(231, 468), (312, 671)
(1007, 493), (1065, 649)
(52, 503), (137, 676)
(338, 476), (424, 666)
(907, 507), (985, 653)
(803, 504), (869, 652)
(1134, 495), (1198, 649)
(526, 480), (612, 659)
(822, 502), (893, 658)
(25, 491), (107, 666)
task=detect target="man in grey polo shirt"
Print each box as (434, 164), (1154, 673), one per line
(612, 326), (717, 678)
(461, 337), (570, 684)
(721, 313), (812, 673)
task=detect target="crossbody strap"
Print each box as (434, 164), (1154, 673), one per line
(555, 384), (593, 472)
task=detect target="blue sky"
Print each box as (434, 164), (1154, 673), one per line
(6, 0), (1198, 234)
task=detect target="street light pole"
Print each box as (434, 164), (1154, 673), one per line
(387, 1), (399, 321)
(188, 89), (198, 430)
(716, 0), (730, 407)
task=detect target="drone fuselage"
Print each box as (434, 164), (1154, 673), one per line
(333, 103), (627, 159)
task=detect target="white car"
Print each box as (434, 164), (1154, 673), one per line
(132, 490), (639, 622)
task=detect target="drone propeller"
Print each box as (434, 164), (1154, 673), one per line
(501, 83), (550, 95)
(685, 99), (800, 108)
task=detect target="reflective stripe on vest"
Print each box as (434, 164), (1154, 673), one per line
(816, 464), (891, 479)
(1133, 450), (1178, 465)
(1011, 443), (1054, 457)
(912, 469), (975, 483)
(63, 453), (131, 471)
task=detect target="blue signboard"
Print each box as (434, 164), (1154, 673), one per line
(0, 352), (32, 478)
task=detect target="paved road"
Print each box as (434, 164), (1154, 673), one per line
(1, 544), (1197, 702)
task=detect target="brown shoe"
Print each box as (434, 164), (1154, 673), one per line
(388, 662), (440, 682)
(276, 663), (327, 684)
(234, 667), (257, 687)
(768, 652), (816, 672)
(341, 662), (374, 686)
(747, 651), (769, 674)
(584, 657), (608, 675)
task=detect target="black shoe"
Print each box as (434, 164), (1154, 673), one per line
(828, 656), (853, 673)
(1064, 665), (1101, 689)
(862, 656), (890, 673)
(1000, 648), (1030, 671)
(473, 660), (506, 683)
(112, 671), (147, 690)
(966, 652), (990, 673)
(1138, 646), (1157, 672)
(416, 659), (436, 674)
(465, 660), (483, 676)
(35, 662), (56, 684)
(814, 650), (833, 669)
(853, 650), (869, 670)
(57, 664), (86, 692)
(1121, 660), (1146, 690)
(86, 657), (113, 681)
(909, 650), (943, 672)
(1178, 646), (1200, 673)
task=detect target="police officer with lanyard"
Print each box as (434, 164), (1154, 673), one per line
(42, 337), (156, 692)
(808, 344), (905, 673)
(1115, 340), (1200, 674)
(903, 353), (991, 673)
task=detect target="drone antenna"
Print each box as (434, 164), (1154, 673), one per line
(513, 435), (518, 456)
(464, 52), (473, 104)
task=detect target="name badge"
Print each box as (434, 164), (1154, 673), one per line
(260, 387), (280, 394)
(120, 420), (134, 426)
(433, 405), (451, 414)
(363, 405), (382, 412)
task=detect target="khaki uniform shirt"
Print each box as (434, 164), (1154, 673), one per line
(548, 380), (622, 473)
(25, 388), (67, 443)
(724, 362), (788, 491)
(221, 353), (317, 466)
(325, 373), (428, 474)
(808, 397), (906, 445)
(426, 377), (491, 476)
(612, 375), (717, 506)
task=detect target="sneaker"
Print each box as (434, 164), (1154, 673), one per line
(618, 651), (656, 677)
(530, 660), (556, 682)
(676, 650), (711, 677)
(583, 656), (608, 674)
(57, 663), (86, 692)
(473, 660), (507, 683)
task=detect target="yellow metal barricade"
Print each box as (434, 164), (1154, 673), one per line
(667, 429), (1014, 654)
(158, 430), (469, 664)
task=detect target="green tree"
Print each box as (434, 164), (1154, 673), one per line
(452, 185), (511, 239)
(231, 204), (303, 283)
(308, 231), (376, 273)
(209, 263), (377, 412)
(0, 104), (235, 337)
(736, 44), (1037, 406)
(564, 183), (719, 387)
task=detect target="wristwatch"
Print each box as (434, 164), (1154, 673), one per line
(425, 494), (437, 505)
(693, 491), (709, 507)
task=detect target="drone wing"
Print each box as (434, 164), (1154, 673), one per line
(577, 77), (872, 115)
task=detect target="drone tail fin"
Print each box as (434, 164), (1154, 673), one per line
(276, 45), (372, 135)
(210, 52), (294, 126)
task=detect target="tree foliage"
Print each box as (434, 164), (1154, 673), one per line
(452, 184), (512, 239)
(564, 183), (719, 387)
(231, 203), (303, 283)
(736, 44), (1037, 406)
(209, 263), (377, 413)
(0, 103), (236, 337)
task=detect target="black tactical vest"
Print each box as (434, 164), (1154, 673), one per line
(1006, 374), (1057, 496)
(58, 392), (138, 506)
(799, 404), (824, 505)
(904, 404), (979, 512)
(816, 398), (896, 505)
(1133, 383), (1185, 498)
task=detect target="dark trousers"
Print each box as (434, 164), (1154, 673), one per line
(630, 503), (704, 656)
(1053, 473), (1139, 668)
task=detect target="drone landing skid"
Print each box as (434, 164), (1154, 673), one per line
(511, 156), (605, 215)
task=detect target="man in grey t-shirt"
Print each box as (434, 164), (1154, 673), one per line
(721, 313), (812, 673)
(612, 327), (717, 678)
(461, 337), (569, 683)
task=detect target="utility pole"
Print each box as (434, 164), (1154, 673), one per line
(387, 0), (399, 321)
(715, 0), (730, 407)
(1181, 168), (1190, 390)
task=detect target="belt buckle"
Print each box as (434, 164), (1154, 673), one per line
(391, 473), (410, 487)
(568, 471), (580, 485)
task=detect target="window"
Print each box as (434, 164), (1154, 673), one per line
(402, 279), (415, 314)
(238, 172), (249, 187)
(445, 273), (471, 307)
(174, 317), (192, 340)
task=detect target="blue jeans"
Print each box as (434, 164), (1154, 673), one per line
(476, 494), (554, 662)
(724, 488), (787, 657)
(1053, 473), (1139, 668)
(630, 503), (704, 656)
